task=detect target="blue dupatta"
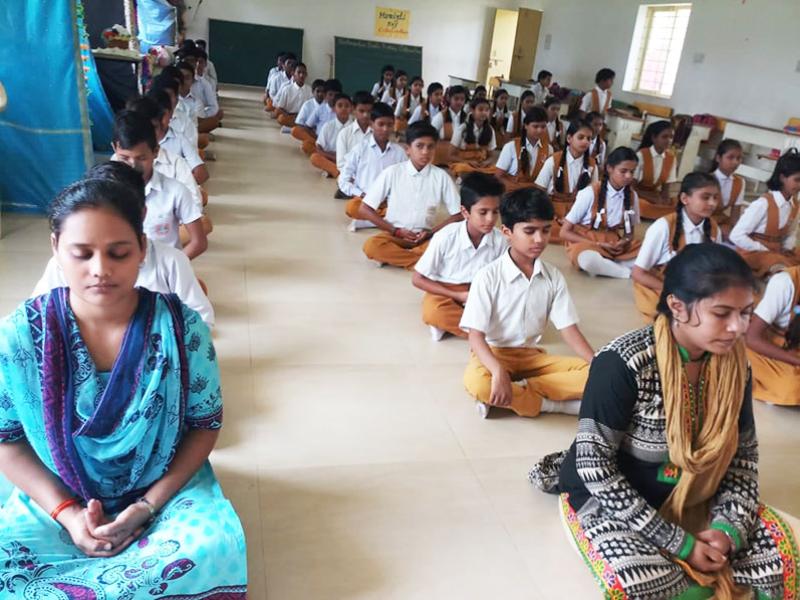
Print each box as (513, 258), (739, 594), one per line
(10, 288), (190, 512)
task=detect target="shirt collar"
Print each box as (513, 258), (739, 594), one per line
(353, 120), (371, 134)
(145, 169), (163, 195)
(500, 248), (543, 282)
(525, 137), (542, 152)
(682, 210), (705, 234)
(566, 150), (583, 166)
(772, 191), (791, 207)
(459, 221), (496, 251)
(405, 160), (431, 177)
(649, 145), (665, 158)
(368, 134), (392, 152)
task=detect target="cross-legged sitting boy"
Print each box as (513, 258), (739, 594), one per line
(340, 102), (407, 229)
(356, 121), (462, 269)
(460, 187), (593, 418)
(310, 93), (352, 179)
(334, 91), (374, 198)
(291, 78), (325, 146)
(274, 62), (312, 130)
(412, 172), (507, 340)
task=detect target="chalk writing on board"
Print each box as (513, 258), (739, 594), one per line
(336, 37), (421, 56)
(375, 6), (410, 39)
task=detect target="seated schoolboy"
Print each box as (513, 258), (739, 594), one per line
(174, 62), (203, 146)
(195, 40), (217, 90)
(746, 265), (800, 405)
(494, 107), (552, 192)
(264, 52), (287, 108)
(189, 49), (223, 133)
(33, 161), (214, 326)
(310, 93), (352, 179)
(274, 62), (312, 129)
(449, 97), (499, 177)
(151, 74), (209, 185)
(334, 92), (373, 197)
(730, 149), (800, 277)
(579, 68), (615, 116)
(356, 122), (462, 269)
(112, 111), (207, 259)
(412, 172), (507, 340)
(531, 69), (552, 105)
(266, 53), (296, 113)
(460, 187), (593, 419)
(632, 172), (722, 321)
(305, 79), (343, 142)
(634, 120), (679, 220)
(340, 103), (407, 226)
(291, 78), (325, 148)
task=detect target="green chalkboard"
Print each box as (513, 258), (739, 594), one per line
(334, 36), (422, 96)
(209, 19), (303, 87)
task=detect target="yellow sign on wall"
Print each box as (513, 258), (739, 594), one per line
(375, 7), (410, 39)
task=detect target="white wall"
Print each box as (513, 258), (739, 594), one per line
(522, 0), (800, 129)
(184, 0), (515, 89)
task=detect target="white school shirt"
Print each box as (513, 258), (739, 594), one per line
(159, 126), (204, 171)
(363, 161), (461, 232)
(415, 221), (508, 284)
(460, 252), (579, 347)
(172, 97), (199, 151)
(634, 146), (679, 184)
(730, 191), (798, 252)
(190, 77), (218, 118)
(371, 81), (390, 99)
(532, 82), (550, 105)
(431, 109), (464, 138)
(204, 60), (218, 90)
(380, 87), (406, 107)
(295, 98), (322, 127)
(394, 93), (422, 118)
(589, 136), (606, 166)
(265, 65), (280, 90)
(634, 212), (722, 271)
(316, 117), (350, 153)
(306, 102), (334, 132)
(408, 103), (441, 125)
(714, 169), (745, 210)
(143, 170), (202, 249)
(336, 121), (372, 170)
(274, 81), (312, 114)
(495, 138), (552, 177)
(565, 184), (640, 229)
(754, 271), (796, 330)
(337, 134), (408, 197)
(450, 122), (497, 151)
(535, 151), (599, 194)
(153, 147), (202, 210)
(505, 112), (517, 135)
(580, 85), (611, 114)
(545, 120), (562, 145)
(268, 70), (289, 98)
(33, 239), (215, 327)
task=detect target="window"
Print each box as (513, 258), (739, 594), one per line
(623, 3), (691, 98)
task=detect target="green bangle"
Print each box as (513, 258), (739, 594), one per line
(676, 532), (696, 560)
(711, 521), (742, 552)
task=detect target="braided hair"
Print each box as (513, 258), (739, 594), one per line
(464, 98), (493, 147)
(555, 119), (594, 194)
(492, 89), (510, 130)
(518, 107), (548, 176)
(595, 146), (638, 223)
(422, 82), (444, 122)
(515, 90), (535, 136)
(388, 69), (408, 101)
(670, 171), (720, 251)
(766, 148), (800, 192)
(640, 120), (673, 150)
(710, 138), (743, 172)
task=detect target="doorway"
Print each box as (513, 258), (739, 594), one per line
(486, 8), (543, 88)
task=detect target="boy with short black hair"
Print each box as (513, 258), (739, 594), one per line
(412, 172), (508, 340)
(305, 78), (343, 133)
(532, 69), (552, 105)
(292, 79), (327, 154)
(274, 62), (312, 130)
(310, 93), (352, 178)
(191, 49), (223, 132)
(460, 187), (593, 418)
(336, 92), (374, 178)
(112, 111), (207, 259)
(264, 51), (287, 108)
(580, 68), (615, 116)
(340, 103), (407, 226)
(266, 53), (296, 112)
(356, 121), (462, 269)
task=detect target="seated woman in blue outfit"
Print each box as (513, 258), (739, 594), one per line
(0, 178), (247, 598)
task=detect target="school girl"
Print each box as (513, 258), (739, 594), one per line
(534, 119), (598, 241)
(449, 97), (498, 177)
(431, 85), (468, 165)
(542, 97), (564, 150)
(494, 107), (551, 192)
(711, 139), (746, 234)
(585, 111), (606, 169)
(394, 75), (424, 132)
(746, 264), (800, 405)
(408, 82), (444, 125)
(491, 89), (510, 146)
(561, 147), (641, 278)
(632, 172), (722, 321)
(635, 120), (679, 220)
(505, 90), (536, 140)
(371, 64), (395, 100)
(729, 149), (800, 277)
(380, 70), (408, 107)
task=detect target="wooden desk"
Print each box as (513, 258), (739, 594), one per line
(606, 113), (644, 152)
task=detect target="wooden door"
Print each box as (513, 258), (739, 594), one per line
(509, 8), (542, 82)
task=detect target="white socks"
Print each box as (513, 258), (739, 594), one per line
(577, 250), (632, 279)
(540, 399), (582, 415)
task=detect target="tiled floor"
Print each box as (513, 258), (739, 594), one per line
(1, 86), (798, 599)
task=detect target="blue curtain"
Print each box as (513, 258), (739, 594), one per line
(137, 0), (176, 53)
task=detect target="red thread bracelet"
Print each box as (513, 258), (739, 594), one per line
(50, 498), (80, 521)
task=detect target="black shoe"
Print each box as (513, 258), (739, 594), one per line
(333, 189), (350, 200)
